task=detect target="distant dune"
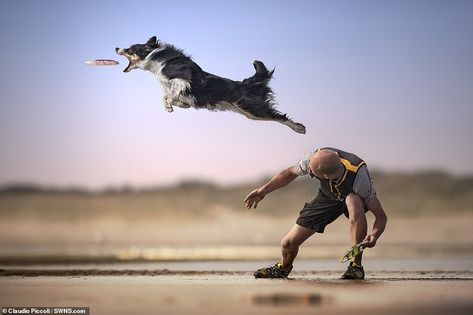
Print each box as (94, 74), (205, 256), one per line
(0, 170), (472, 220)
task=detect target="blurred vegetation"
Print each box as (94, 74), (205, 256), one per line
(0, 170), (472, 221)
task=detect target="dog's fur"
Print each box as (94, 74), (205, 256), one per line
(116, 36), (306, 133)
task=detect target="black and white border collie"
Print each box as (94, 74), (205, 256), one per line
(116, 36), (306, 134)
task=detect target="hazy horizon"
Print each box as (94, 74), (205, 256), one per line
(1, 0), (472, 188)
(0, 168), (469, 191)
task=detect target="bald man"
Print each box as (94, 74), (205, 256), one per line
(244, 147), (387, 280)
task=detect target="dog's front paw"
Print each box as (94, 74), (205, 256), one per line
(162, 96), (174, 112)
(163, 95), (170, 105)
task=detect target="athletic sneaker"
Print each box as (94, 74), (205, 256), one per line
(254, 262), (292, 278)
(341, 262), (365, 280)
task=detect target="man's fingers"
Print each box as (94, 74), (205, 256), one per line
(246, 200), (253, 209)
(244, 189), (265, 210)
(244, 192), (255, 208)
(361, 237), (371, 247)
(246, 198), (257, 209)
(243, 194), (251, 203)
(244, 190), (258, 203)
(362, 235), (376, 248)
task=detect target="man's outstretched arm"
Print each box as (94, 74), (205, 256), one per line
(244, 165), (299, 209)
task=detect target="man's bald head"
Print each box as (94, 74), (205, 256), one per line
(309, 149), (343, 179)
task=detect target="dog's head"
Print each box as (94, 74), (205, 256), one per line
(115, 36), (160, 72)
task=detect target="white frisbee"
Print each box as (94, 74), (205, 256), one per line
(84, 59), (119, 66)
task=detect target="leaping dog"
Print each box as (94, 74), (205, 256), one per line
(116, 36), (306, 134)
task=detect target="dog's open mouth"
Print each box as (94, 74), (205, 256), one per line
(123, 60), (132, 73)
(115, 48), (134, 73)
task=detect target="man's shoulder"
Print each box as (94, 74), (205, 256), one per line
(353, 165), (376, 202)
(295, 151), (316, 176)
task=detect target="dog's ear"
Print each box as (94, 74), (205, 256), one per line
(146, 36), (157, 46)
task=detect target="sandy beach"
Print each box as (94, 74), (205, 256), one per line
(1, 259), (473, 315)
(1, 192), (472, 314)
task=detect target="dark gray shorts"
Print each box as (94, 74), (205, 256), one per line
(296, 191), (351, 233)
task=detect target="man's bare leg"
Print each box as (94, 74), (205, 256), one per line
(345, 193), (368, 265)
(280, 224), (316, 271)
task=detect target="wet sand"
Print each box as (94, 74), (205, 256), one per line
(1, 216), (472, 314)
(1, 259), (473, 315)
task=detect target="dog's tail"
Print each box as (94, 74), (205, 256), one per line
(242, 60), (274, 85)
(241, 60), (276, 107)
(239, 60), (279, 116)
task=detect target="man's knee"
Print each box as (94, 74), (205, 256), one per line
(281, 237), (298, 251)
(345, 193), (365, 220)
(281, 224), (315, 251)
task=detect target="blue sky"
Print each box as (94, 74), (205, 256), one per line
(0, 0), (472, 188)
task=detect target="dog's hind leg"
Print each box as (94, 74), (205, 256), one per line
(232, 101), (306, 134)
(281, 119), (306, 134)
(267, 114), (306, 134)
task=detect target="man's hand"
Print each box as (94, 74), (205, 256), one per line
(362, 234), (378, 248)
(243, 166), (299, 210)
(244, 188), (265, 209)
